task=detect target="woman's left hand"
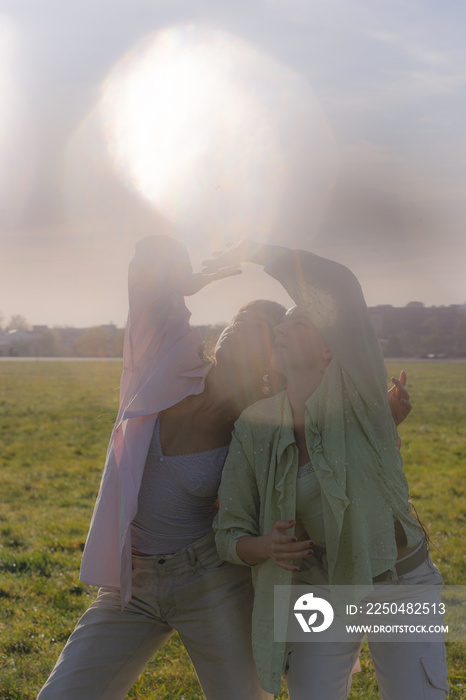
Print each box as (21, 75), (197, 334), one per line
(177, 268), (242, 296)
(388, 370), (412, 427)
(202, 240), (277, 272)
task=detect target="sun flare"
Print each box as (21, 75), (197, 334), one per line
(101, 25), (335, 251)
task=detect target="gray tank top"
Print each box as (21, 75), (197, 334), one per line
(131, 416), (229, 555)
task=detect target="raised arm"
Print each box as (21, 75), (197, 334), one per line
(126, 237), (241, 370)
(119, 236), (242, 414)
(120, 236), (194, 405)
(202, 239), (368, 349)
(204, 240), (407, 427)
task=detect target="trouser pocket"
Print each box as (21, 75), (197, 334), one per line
(420, 655), (449, 696)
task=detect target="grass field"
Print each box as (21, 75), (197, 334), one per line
(0, 360), (465, 699)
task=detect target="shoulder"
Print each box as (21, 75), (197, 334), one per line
(234, 391), (286, 436)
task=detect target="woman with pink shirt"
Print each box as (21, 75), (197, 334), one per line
(38, 236), (410, 700)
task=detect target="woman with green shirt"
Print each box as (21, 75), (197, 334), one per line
(209, 242), (448, 699)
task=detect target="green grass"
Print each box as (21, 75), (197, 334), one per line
(0, 360), (465, 698)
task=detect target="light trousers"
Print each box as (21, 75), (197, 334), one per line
(286, 555), (449, 700)
(38, 532), (272, 700)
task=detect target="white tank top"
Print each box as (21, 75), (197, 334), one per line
(295, 461), (326, 546)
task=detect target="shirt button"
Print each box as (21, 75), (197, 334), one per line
(159, 457), (164, 462)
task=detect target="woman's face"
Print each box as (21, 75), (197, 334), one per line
(271, 306), (330, 376)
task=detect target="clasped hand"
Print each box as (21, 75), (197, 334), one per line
(265, 520), (321, 572)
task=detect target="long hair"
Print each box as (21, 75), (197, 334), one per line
(204, 299), (286, 395)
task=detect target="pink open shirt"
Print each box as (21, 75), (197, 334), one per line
(79, 237), (211, 607)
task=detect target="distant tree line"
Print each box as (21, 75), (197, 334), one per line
(0, 304), (465, 358)
(371, 303), (466, 358)
(0, 317), (226, 359)
(0, 321), (125, 358)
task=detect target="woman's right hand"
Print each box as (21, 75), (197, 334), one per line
(176, 267), (242, 296)
(202, 240), (280, 272)
(236, 520), (314, 571)
(265, 520), (314, 571)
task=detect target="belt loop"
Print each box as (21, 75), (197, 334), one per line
(187, 546), (197, 566)
(389, 564), (399, 583)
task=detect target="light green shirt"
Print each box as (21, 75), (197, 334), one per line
(215, 249), (423, 694)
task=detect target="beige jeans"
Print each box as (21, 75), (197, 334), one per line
(38, 532), (271, 700)
(286, 555), (449, 700)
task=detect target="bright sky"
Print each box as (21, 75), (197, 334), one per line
(1, 0), (465, 328)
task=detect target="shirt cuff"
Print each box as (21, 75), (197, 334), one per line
(215, 529), (254, 567)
